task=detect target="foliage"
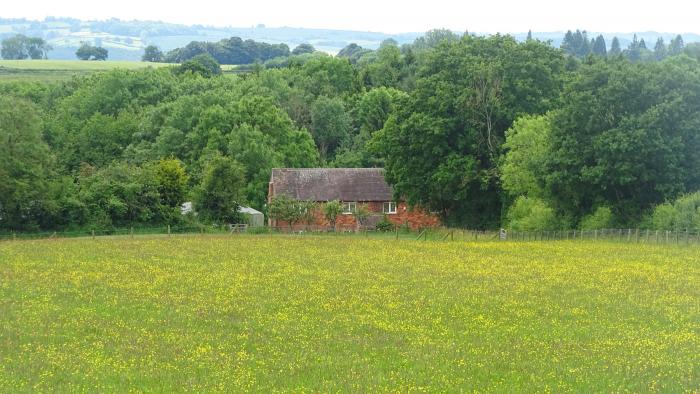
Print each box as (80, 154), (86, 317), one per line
(176, 53), (222, 77)
(501, 114), (552, 198)
(375, 215), (395, 232)
(193, 156), (245, 223)
(580, 206), (615, 230)
(506, 196), (562, 231)
(0, 97), (51, 230)
(1, 34), (51, 59)
(323, 200), (343, 231)
(142, 45), (163, 62)
(75, 43), (108, 60)
(650, 192), (700, 230)
(153, 158), (189, 208)
(310, 96), (351, 161)
(543, 57), (700, 224)
(352, 204), (370, 227)
(375, 35), (565, 228)
(267, 195), (309, 230)
(292, 43), (315, 55)
(164, 36), (290, 65)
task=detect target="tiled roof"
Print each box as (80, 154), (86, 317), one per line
(270, 168), (394, 202)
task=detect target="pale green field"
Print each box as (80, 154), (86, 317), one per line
(0, 236), (698, 391)
(0, 60), (170, 71)
(0, 60), (238, 82)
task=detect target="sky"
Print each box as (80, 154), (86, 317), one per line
(3, 0), (700, 34)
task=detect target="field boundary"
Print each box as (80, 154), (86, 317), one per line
(2, 225), (700, 246)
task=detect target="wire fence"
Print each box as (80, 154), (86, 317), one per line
(0, 225), (699, 246)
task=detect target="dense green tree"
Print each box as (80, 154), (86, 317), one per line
(501, 114), (552, 198)
(609, 37), (622, 56)
(153, 158), (189, 208)
(360, 41), (403, 88)
(77, 163), (169, 228)
(310, 96), (352, 161)
(76, 42), (108, 60)
(561, 30), (591, 58)
(194, 156), (246, 223)
(654, 37), (667, 60)
(0, 97), (52, 230)
(375, 35), (565, 227)
(337, 43), (372, 64)
(543, 57), (700, 223)
(669, 35), (684, 55)
(335, 87), (408, 167)
(1, 34), (51, 59)
(592, 35), (607, 56)
(142, 45), (163, 62)
(176, 53), (222, 77)
(411, 29), (460, 51)
(292, 43), (315, 55)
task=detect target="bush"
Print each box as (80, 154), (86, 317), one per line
(580, 206), (614, 230)
(506, 196), (561, 231)
(375, 215), (395, 232)
(650, 192), (700, 230)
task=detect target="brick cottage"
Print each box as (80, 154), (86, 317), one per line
(268, 168), (440, 231)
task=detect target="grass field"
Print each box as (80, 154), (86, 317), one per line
(0, 236), (698, 391)
(0, 60), (238, 82)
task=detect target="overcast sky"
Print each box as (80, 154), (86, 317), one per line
(3, 0), (699, 34)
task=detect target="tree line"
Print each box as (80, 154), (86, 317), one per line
(2, 29), (700, 232)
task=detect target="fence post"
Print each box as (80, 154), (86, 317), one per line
(92, 230), (95, 240)
(130, 227), (134, 239)
(395, 228), (399, 240)
(168, 225), (171, 237)
(635, 228), (639, 243)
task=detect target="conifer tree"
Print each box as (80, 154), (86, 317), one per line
(669, 34), (684, 55)
(654, 37), (667, 60)
(610, 37), (622, 56)
(592, 35), (607, 56)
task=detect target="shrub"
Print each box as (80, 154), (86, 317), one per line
(376, 215), (395, 232)
(323, 200), (343, 231)
(506, 196), (560, 231)
(580, 206), (614, 230)
(650, 192), (700, 230)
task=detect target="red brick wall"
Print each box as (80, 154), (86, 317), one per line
(271, 201), (440, 231)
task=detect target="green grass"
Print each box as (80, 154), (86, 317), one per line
(0, 60), (239, 82)
(0, 236), (698, 391)
(0, 60), (172, 82)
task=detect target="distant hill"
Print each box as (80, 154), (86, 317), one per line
(2, 17), (699, 61)
(0, 17), (421, 60)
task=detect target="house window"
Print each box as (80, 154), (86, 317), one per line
(383, 202), (397, 214)
(343, 202), (357, 214)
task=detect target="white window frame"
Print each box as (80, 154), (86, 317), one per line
(383, 201), (397, 214)
(342, 201), (357, 214)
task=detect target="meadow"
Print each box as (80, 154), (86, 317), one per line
(0, 60), (238, 82)
(0, 236), (698, 391)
